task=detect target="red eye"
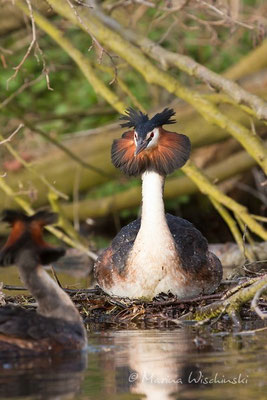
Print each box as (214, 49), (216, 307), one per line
(150, 132), (154, 138)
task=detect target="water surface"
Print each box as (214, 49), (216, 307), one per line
(0, 325), (266, 400)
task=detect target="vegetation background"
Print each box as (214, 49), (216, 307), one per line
(0, 0), (266, 265)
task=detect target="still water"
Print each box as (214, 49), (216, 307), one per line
(0, 326), (266, 400)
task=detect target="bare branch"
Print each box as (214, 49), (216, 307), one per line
(6, 0), (36, 88)
(0, 123), (24, 145)
(66, 0), (118, 83)
(0, 75), (43, 109)
(197, 0), (254, 30)
(35, 42), (53, 91)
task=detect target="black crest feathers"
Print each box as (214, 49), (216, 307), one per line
(0, 210), (65, 267)
(119, 108), (149, 129)
(150, 108), (176, 127)
(119, 107), (176, 134)
(1, 209), (58, 226)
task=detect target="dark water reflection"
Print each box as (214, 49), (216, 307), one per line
(0, 325), (266, 400)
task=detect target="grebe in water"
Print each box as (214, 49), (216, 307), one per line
(0, 210), (87, 356)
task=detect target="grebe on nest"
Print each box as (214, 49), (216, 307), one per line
(94, 108), (222, 300)
(0, 210), (87, 356)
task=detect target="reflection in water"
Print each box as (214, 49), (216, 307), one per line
(114, 329), (200, 399)
(83, 326), (267, 400)
(0, 327), (266, 399)
(0, 351), (87, 399)
(97, 329), (211, 400)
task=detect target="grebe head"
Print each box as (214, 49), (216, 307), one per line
(112, 108), (191, 176)
(0, 210), (65, 267)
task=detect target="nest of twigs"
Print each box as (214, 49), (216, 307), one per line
(4, 274), (267, 330)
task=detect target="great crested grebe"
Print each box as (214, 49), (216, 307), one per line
(94, 108), (222, 300)
(0, 210), (87, 356)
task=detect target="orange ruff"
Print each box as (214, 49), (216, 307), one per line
(113, 129), (190, 176)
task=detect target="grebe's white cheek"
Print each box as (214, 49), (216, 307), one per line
(147, 128), (159, 149)
(134, 131), (138, 146)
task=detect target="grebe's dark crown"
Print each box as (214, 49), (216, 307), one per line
(1, 209), (58, 226)
(0, 209), (65, 266)
(120, 107), (176, 136)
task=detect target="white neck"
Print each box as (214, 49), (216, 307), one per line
(139, 171), (167, 231)
(18, 251), (82, 325)
(125, 170), (178, 299)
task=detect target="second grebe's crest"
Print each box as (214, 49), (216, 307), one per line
(0, 210), (65, 266)
(112, 108), (191, 176)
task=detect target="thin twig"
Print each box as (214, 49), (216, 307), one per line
(210, 197), (247, 259)
(7, 0), (36, 88)
(0, 132), (69, 201)
(0, 124), (24, 145)
(73, 166), (81, 232)
(50, 265), (62, 288)
(197, 0), (254, 30)
(66, 0), (118, 84)
(0, 75), (43, 110)
(21, 118), (112, 177)
(35, 42), (53, 91)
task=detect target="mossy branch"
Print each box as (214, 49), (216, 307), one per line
(209, 198), (254, 262)
(183, 161), (267, 241)
(223, 39), (267, 81)
(179, 275), (267, 321)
